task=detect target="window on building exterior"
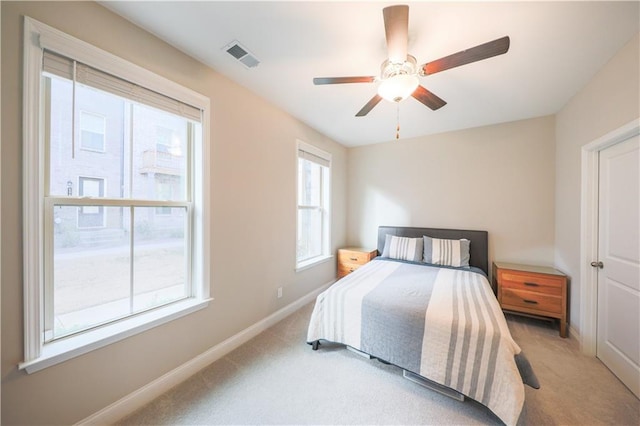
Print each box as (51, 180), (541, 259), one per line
(156, 126), (174, 153)
(21, 17), (211, 373)
(77, 176), (105, 228)
(79, 111), (106, 151)
(296, 141), (331, 269)
(155, 176), (180, 215)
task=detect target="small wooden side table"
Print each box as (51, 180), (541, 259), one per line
(337, 247), (377, 278)
(493, 261), (568, 337)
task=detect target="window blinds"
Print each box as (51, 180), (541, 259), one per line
(298, 147), (331, 168)
(42, 50), (202, 122)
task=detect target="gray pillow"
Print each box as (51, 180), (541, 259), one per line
(382, 235), (423, 262)
(423, 236), (470, 267)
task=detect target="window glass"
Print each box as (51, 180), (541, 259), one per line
(298, 158), (322, 206)
(297, 208), (323, 261)
(80, 111), (106, 151)
(52, 205), (130, 339)
(156, 126), (173, 153)
(45, 73), (196, 339)
(50, 205), (188, 339)
(48, 78), (126, 198)
(133, 104), (187, 201)
(155, 176), (180, 215)
(133, 206), (188, 311)
(296, 143), (330, 266)
(47, 76), (188, 202)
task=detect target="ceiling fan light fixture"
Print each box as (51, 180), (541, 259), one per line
(377, 55), (419, 102)
(312, 4), (511, 117)
(377, 73), (419, 102)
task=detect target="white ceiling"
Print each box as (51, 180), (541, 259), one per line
(101, 1), (639, 147)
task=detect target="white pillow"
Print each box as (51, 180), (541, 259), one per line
(423, 236), (470, 267)
(382, 235), (423, 262)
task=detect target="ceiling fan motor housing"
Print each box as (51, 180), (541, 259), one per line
(380, 54), (418, 80)
(378, 55), (420, 102)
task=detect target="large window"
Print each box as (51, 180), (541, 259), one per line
(22, 17), (210, 373)
(296, 141), (331, 269)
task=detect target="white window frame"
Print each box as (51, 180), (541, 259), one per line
(79, 110), (106, 152)
(154, 177), (175, 216)
(21, 17), (211, 374)
(296, 140), (332, 271)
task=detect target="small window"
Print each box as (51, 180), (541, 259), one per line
(78, 176), (106, 228)
(79, 111), (106, 151)
(156, 126), (173, 154)
(296, 141), (331, 269)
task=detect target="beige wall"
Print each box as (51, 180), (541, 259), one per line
(1, 2), (347, 424)
(555, 33), (640, 335)
(347, 116), (557, 268)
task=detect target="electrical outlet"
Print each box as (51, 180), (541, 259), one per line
(277, 287), (283, 298)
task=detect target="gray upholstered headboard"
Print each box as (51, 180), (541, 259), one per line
(377, 226), (489, 276)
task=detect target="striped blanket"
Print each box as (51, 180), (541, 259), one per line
(307, 258), (534, 426)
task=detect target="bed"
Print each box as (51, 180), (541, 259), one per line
(307, 226), (538, 426)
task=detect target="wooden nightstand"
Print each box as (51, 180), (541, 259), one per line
(337, 247), (377, 278)
(493, 261), (568, 338)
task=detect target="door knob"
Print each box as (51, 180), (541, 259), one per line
(590, 261), (604, 269)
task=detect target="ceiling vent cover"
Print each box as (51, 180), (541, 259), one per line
(223, 40), (260, 69)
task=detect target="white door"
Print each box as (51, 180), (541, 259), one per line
(596, 134), (640, 398)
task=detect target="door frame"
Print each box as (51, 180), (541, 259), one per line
(580, 117), (639, 356)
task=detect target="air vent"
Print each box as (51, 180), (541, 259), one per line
(223, 40), (260, 69)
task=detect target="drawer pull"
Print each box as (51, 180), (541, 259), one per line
(523, 299), (538, 305)
(524, 282), (539, 287)
(349, 257), (358, 261)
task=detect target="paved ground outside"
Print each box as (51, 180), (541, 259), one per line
(53, 239), (185, 337)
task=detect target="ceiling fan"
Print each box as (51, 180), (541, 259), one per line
(313, 5), (510, 117)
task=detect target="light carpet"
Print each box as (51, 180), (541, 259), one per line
(117, 303), (639, 425)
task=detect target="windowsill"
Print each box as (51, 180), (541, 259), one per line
(295, 254), (334, 272)
(19, 297), (211, 374)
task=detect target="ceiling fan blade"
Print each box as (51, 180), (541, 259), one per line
(355, 94), (383, 117)
(313, 76), (376, 85)
(383, 5), (409, 63)
(411, 85), (447, 110)
(421, 36), (510, 76)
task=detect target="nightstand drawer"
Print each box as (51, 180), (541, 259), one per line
(338, 250), (374, 265)
(501, 287), (562, 314)
(499, 271), (563, 296)
(337, 247), (376, 278)
(338, 263), (362, 277)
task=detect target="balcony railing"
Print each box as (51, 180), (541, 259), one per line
(140, 150), (183, 175)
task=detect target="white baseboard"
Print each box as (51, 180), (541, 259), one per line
(569, 323), (581, 344)
(76, 280), (334, 425)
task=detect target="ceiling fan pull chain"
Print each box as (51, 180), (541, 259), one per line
(396, 102), (400, 140)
